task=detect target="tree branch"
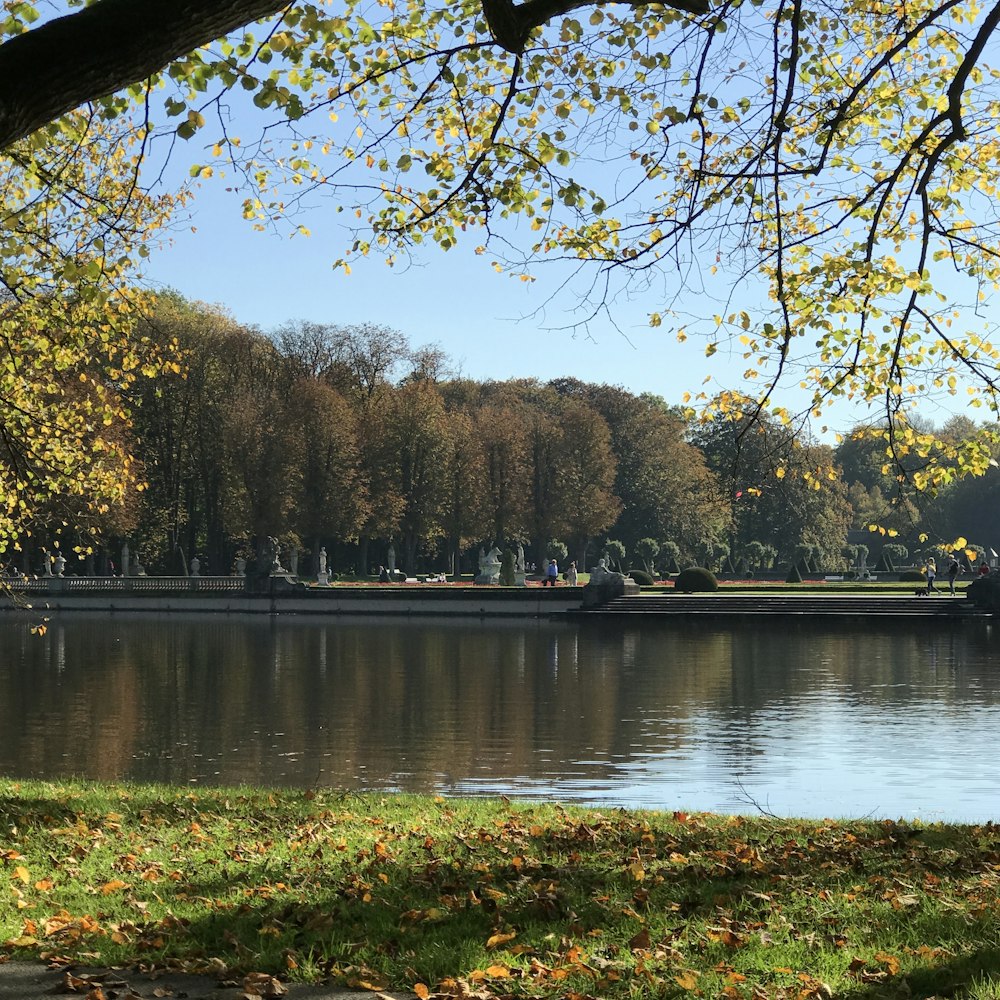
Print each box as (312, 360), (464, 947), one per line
(481, 0), (708, 54)
(0, 0), (290, 151)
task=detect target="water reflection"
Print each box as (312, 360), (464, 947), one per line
(0, 612), (997, 821)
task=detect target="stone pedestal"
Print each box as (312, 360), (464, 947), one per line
(967, 573), (998, 608)
(317, 571), (330, 587)
(582, 573), (640, 607)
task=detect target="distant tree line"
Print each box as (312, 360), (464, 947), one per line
(15, 295), (1000, 578)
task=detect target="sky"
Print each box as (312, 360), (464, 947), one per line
(144, 166), (987, 444)
(133, 38), (978, 443)
(141, 167), (758, 408)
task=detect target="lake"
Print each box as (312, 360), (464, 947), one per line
(1, 611), (997, 821)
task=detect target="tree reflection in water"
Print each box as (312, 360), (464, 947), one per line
(0, 612), (996, 820)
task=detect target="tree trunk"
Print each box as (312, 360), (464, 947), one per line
(357, 535), (369, 578)
(403, 531), (418, 576)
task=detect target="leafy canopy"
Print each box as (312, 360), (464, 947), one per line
(0, 98), (180, 559)
(4, 0), (1000, 553)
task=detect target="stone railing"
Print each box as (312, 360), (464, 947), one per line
(5, 576), (245, 594)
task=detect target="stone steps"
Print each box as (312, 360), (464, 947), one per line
(577, 593), (982, 618)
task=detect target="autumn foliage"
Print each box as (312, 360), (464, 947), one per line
(3, 782), (1000, 998)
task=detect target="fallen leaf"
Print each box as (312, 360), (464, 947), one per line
(675, 969), (700, 989)
(486, 931), (517, 949)
(242, 971), (288, 997)
(628, 928), (651, 951)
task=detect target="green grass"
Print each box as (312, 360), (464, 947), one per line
(3, 781), (1000, 998)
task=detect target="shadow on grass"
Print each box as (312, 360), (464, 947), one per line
(5, 787), (1000, 996)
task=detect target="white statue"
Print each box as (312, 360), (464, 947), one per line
(319, 547), (327, 574)
(190, 556), (201, 577)
(513, 542), (527, 586)
(121, 541), (130, 578)
(289, 546), (299, 576)
(475, 545), (502, 585)
(387, 543), (396, 574)
(42, 550), (52, 577)
(268, 536), (283, 573)
(53, 553), (66, 577)
(588, 556), (625, 585)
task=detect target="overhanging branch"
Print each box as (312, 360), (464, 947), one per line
(481, 0), (709, 54)
(0, 0), (290, 151)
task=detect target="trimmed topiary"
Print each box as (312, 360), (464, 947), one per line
(786, 563), (803, 583)
(674, 566), (718, 593)
(499, 549), (515, 586)
(898, 569), (925, 582)
(628, 568), (654, 586)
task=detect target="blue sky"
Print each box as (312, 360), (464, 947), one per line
(142, 170), (984, 443)
(142, 170), (753, 404)
(137, 117), (977, 443)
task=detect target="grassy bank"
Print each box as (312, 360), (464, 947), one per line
(2, 781), (999, 998)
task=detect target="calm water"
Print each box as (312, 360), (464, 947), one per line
(1, 611), (998, 821)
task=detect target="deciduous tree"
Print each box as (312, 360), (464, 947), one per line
(3, 0), (1000, 469)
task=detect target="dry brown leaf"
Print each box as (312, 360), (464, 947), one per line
(242, 971), (289, 997)
(485, 930), (517, 949)
(628, 928), (651, 951)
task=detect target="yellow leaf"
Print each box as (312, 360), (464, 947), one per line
(12, 866), (29, 884)
(100, 879), (128, 895)
(414, 985), (430, 1000)
(775, 467), (786, 479)
(486, 931), (517, 949)
(675, 970), (700, 990)
(485, 965), (511, 978)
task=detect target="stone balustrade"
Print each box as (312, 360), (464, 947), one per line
(5, 575), (245, 593)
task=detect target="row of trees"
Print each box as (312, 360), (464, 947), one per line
(6, 1), (1000, 573)
(17, 296), (999, 580)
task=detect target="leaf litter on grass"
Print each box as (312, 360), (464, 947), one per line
(3, 782), (1000, 999)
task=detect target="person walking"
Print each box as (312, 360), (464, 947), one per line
(545, 558), (559, 587)
(947, 556), (961, 595)
(925, 557), (937, 594)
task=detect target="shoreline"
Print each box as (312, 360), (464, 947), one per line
(2, 576), (988, 619)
